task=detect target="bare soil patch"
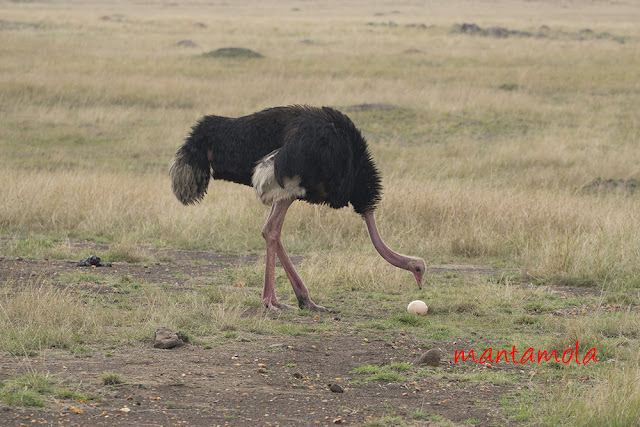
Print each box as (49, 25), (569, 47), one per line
(0, 335), (522, 426)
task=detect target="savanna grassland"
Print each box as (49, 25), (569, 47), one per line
(1, 0), (640, 425)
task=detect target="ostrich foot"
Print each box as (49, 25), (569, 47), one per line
(263, 297), (295, 311)
(297, 298), (327, 312)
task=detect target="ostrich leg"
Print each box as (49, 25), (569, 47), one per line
(261, 201), (292, 310)
(275, 238), (326, 311)
(261, 197), (325, 311)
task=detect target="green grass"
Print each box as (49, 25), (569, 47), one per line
(54, 389), (100, 402)
(365, 415), (405, 426)
(0, 373), (98, 408)
(387, 362), (413, 372)
(112, 275), (144, 294)
(392, 312), (430, 327)
(352, 365), (380, 375)
(221, 331), (239, 339)
(501, 391), (535, 422)
(352, 363), (413, 383)
(368, 371), (406, 383)
(409, 409), (429, 420)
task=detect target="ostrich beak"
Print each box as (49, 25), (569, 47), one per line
(414, 272), (423, 290)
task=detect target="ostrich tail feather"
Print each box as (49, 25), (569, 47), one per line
(169, 148), (211, 205)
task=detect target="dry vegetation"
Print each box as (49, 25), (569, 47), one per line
(1, 0), (640, 425)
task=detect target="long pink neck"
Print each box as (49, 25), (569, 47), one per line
(363, 211), (413, 271)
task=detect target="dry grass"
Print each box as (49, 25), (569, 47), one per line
(547, 364), (640, 426)
(1, 0), (640, 423)
(0, 277), (270, 355)
(3, 168), (638, 288)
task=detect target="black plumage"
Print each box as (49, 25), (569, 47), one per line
(171, 105), (382, 215)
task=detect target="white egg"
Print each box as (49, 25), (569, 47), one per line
(407, 300), (429, 316)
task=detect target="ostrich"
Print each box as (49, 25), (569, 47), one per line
(170, 105), (426, 311)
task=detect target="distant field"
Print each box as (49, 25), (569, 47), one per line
(1, 0), (639, 425)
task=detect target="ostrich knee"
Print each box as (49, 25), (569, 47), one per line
(262, 222), (281, 244)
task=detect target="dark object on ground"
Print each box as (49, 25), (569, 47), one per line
(202, 47), (263, 58)
(582, 177), (640, 194)
(416, 349), (442, 367)
(344, 103), (401, 112)
(328, 383), (344, 393)
(154, 327), (185, 349)
(100, 14), (125, 22)
(177, 40), (198, 48)
(452, 22), (625, 43)
(170, 105), (426, 312)
(76, 255), (112, 267)
(453, 22), (532, 38)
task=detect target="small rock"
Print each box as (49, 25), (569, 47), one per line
(416, 349), (442, 367)
(328, 383), (343, 393)
(153, 327), (184, 349)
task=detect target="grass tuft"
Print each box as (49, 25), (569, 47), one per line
(352, 363), (411, 383)
(101, 372), (123, 386)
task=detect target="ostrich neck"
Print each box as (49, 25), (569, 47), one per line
(363, 211), (412, 270)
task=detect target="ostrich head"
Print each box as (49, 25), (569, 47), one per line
(408, 257), (426, 290)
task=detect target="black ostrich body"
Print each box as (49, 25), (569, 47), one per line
(172, 105), (382, 215)
(171, 105), (425, 311)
